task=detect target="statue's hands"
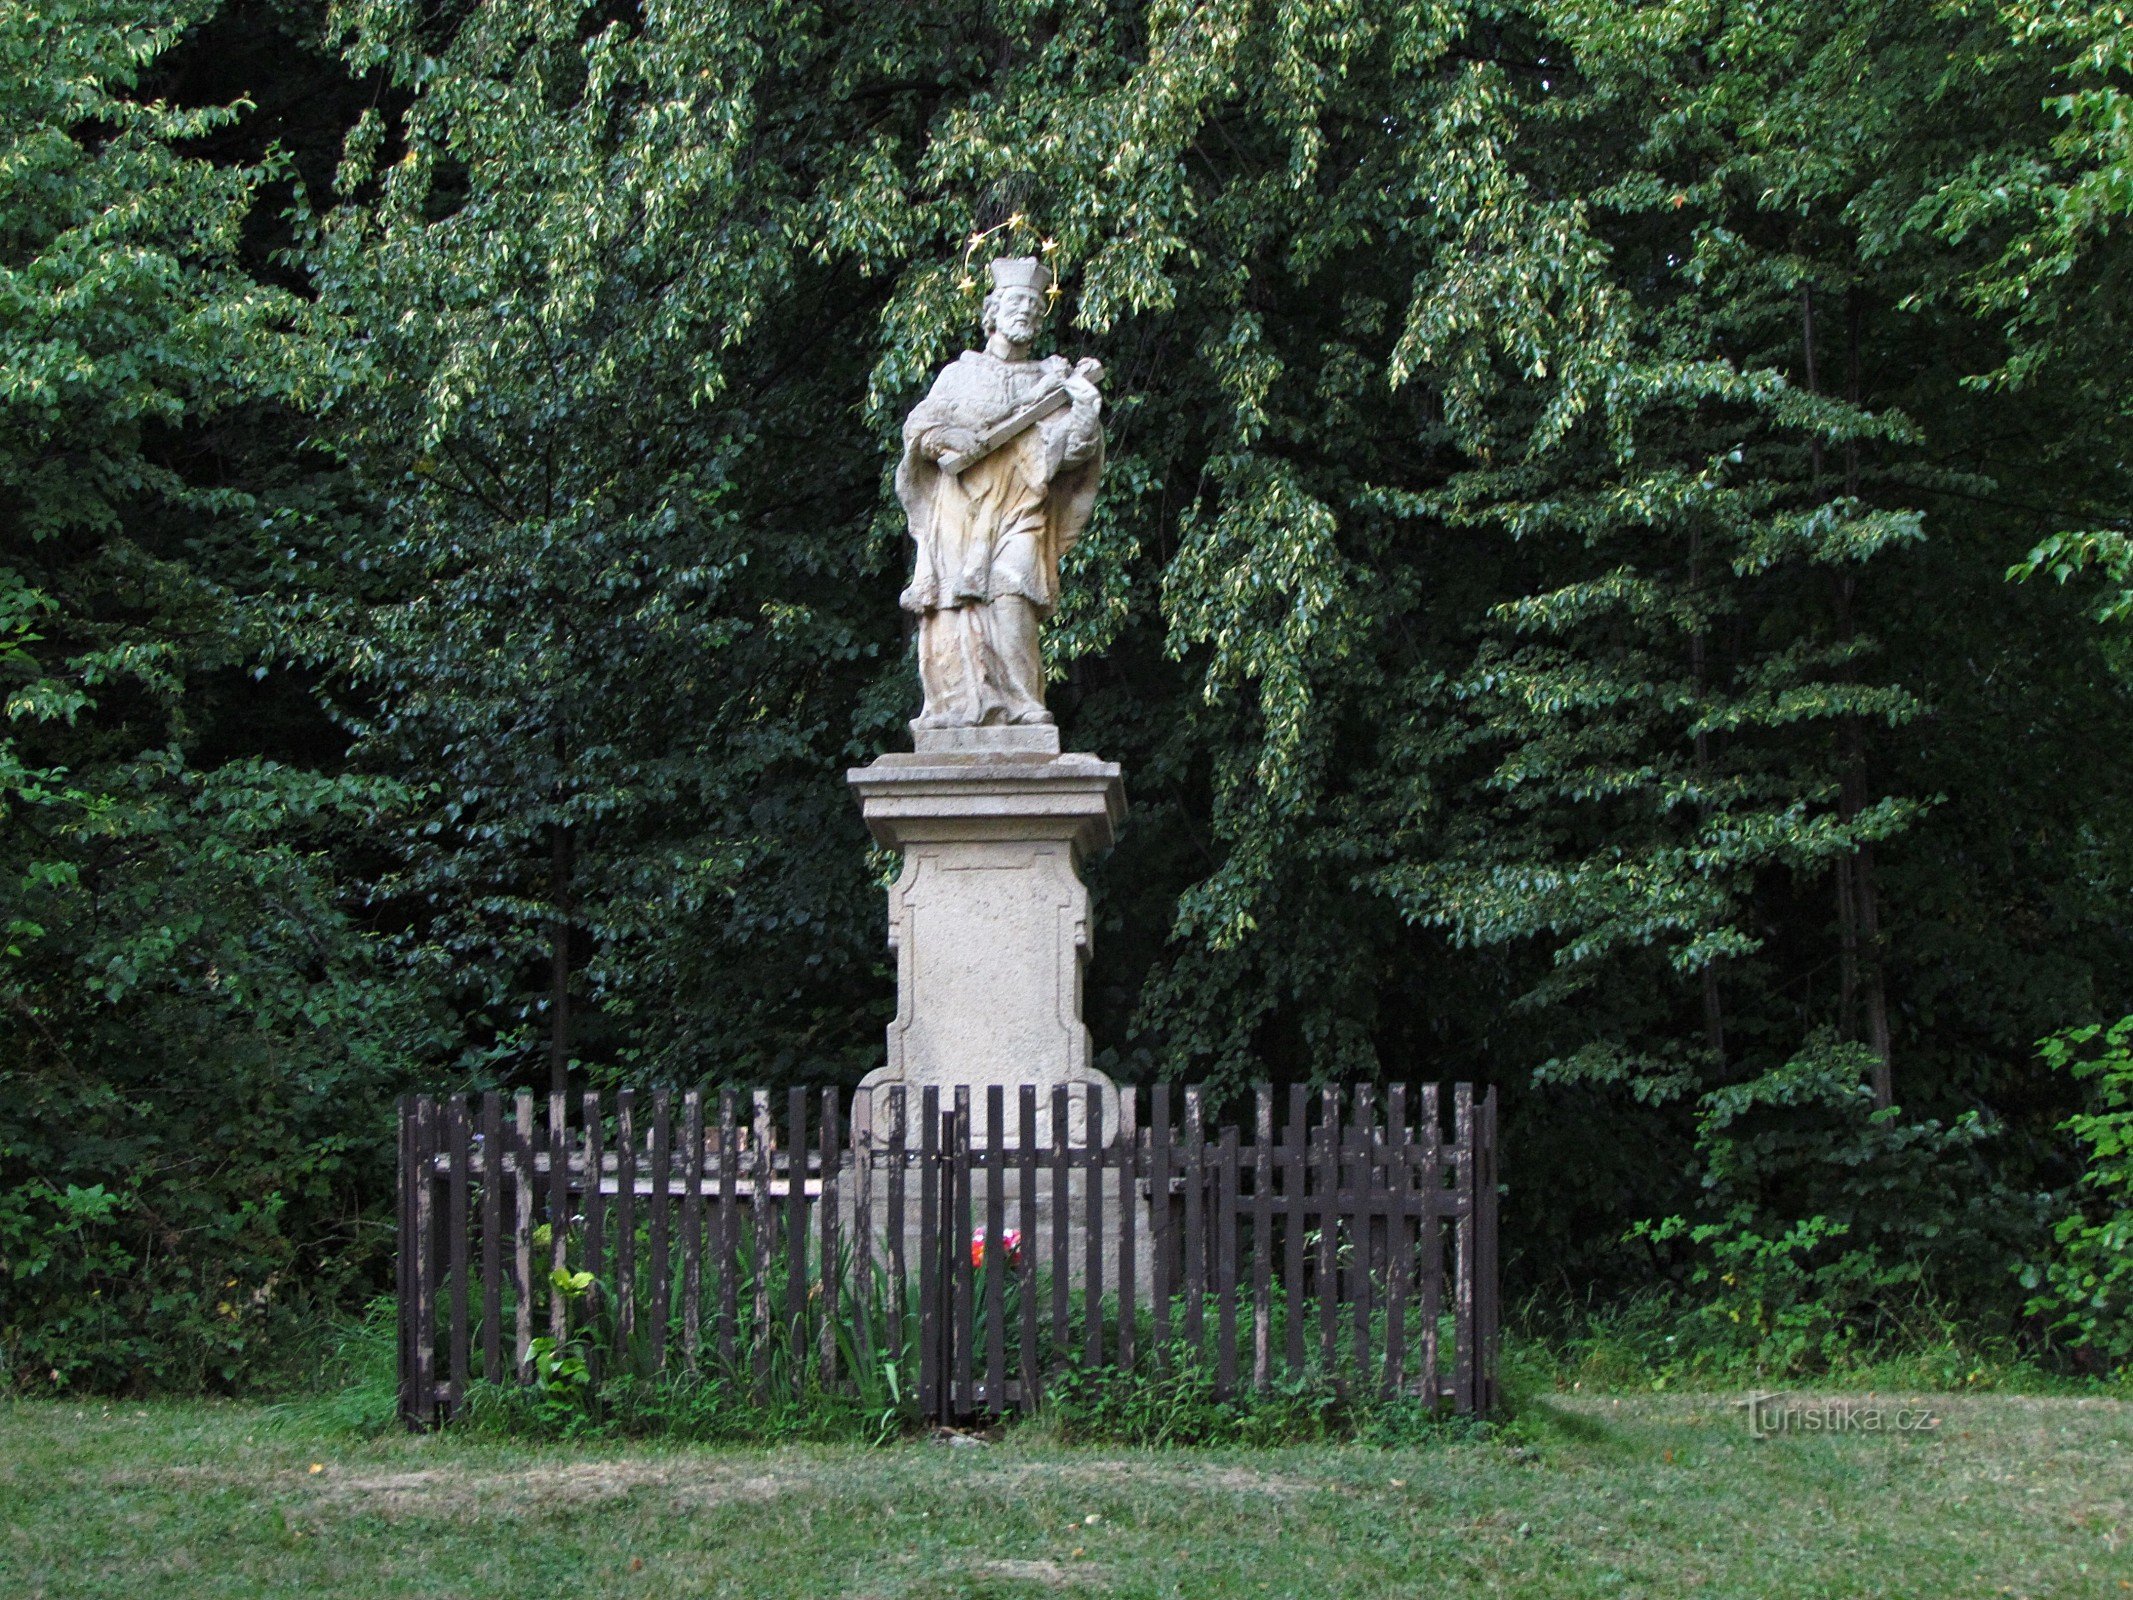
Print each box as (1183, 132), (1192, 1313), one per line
(929, 426), (981, 464)
(1064, 355), (1104, 410)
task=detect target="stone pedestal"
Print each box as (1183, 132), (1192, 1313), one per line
(847, 729), (1125, 1146)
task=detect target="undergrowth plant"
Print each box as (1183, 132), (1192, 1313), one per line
(1036, 1343), (1482, 1448)
(1506, 1289), (2069, 1396)
(1627, 1037), (2033, 1377)
(2024, 1018), (2133, 1377)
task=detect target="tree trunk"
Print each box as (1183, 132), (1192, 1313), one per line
(1835, 851), (1860, 1038)
(1807, 283), (1894, 1108)
(1858, 840), (1893, 1107)
(549, 819), (572, 1100)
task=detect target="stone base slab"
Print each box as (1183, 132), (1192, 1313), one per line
(911, 722), (1061, 755)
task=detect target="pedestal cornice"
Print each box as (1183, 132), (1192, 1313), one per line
(846, 751), (1125, 859)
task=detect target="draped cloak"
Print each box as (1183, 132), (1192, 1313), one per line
(896, 350), (1103, 726)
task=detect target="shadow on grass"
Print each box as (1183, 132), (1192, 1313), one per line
(1505, 1395), (1629, 1450)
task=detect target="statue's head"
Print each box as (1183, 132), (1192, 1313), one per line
(981, 255), (1052, 348)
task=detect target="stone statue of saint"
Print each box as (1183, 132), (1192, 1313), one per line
(896, 255), (1104, 729)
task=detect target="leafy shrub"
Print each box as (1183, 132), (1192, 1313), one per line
(455, 1367), (904, 1446)
(2024, 1018), (2133, 1376)
(0, 830), (439, 1397)
(1631, 1036), (2035, 1376)
(1511, 1288), (2058, 1394)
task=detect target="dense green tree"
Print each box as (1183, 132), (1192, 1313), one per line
(0, 0), (438, 1390)
(293, 0), (2133, 1286)
(8, 0), (2133, 1387)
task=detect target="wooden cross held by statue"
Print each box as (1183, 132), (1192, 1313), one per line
(938, 358), (1105, 477)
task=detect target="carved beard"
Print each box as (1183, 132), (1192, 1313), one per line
(991, 292), (1044, 345)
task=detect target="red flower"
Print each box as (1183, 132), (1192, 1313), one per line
(971, 1228), (1023, 1269)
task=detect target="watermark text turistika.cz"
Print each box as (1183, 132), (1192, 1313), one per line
(1740, 1393), (1941, 1439)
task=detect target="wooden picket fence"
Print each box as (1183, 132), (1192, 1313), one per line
(397, 1082), (1499, 1429)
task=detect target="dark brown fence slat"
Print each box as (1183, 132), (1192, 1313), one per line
(649, 1090), (673, 1370)
(547, 1092), (569, 1350)
(1082, 1087), (1104, 1370)
(1183, 1087), (1205, 1355)
(411, 1097), (438, 1427)
(718, 1088), (739, 1374)
(1351, 1084), (1374, 1387)
(1452, 1082), (1475, 1414)
(886, 1085), (908, 1373)
(917, 1086), (941, 1418)
(447, 1095), (470, 1412)
(428, 1103), (449, 1410)
(1017, 1084), (1039, 1411)
(682, 1089), (705, 1369)
(580, 1091), (604, 1382)
(852, 1087), (875, 1381)
(426, 1095), (447, 1423)
(396, 1099), (413, 1425)
(1116, 1087), (1136, 1374)
(750, 1090), (773, 1397)
(1284, 1085), (1306, 1376)
(983, 1085), (1005, 1414)
(1478, 1086), (1500, 1414)
(1215, 1124), (1238, 1398)
(1384, 1085), (1409, 1398)
(615, 1089), (638, 1360)
(820, 1087), (840, 1389)
(480, 1092), (503, 1383)
(1251, 1087), (1272, 1393)
(1150, 1084), (1172, 1358)
(1316, 1087), (1339, 1373)
(1419, 1084), (1443, 1399)
(785, 1087), (808, 1379)
(952, 1086), (974, 1419)
(1049, 1084), (1069, 1366)
(513, 1092), (536, 1381)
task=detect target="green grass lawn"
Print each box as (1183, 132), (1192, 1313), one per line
(2, 1390), (2127, 1598)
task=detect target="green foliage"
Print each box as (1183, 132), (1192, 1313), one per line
(455, 1368), (904, 1446)
(281, 0), (919, 1083)
(1039, 1347), (1473, 1448)
(262, 1296), (404, 1434)
(1629, 1037), (2030, 1375)
(1510, 1287), (2076, 1396)
(2022, 1016), (2133, 1374)
(8, 0), (2133, 1390)
(0, 0), (446, 1391)
(1914, 0), (2133, 397)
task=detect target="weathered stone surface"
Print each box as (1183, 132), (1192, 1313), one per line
(857, 254), (1128, 1148)
(911, 723), (1060, 756)
(895, 255), (1105, 735)
(849, 751), (1124, 1143)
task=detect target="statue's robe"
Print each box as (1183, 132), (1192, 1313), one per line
(897, 350), (1103, 727)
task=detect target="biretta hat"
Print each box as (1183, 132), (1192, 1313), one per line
(987, 256), (1053, 296)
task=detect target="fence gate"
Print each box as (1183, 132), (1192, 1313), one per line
(398, 1082), (1498, 1429)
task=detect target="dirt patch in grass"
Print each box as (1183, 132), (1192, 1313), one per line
(981, 1458), (1326, 1499)
(967, 1557), (1100, 1587)
(273, 1459), (800, 1518)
